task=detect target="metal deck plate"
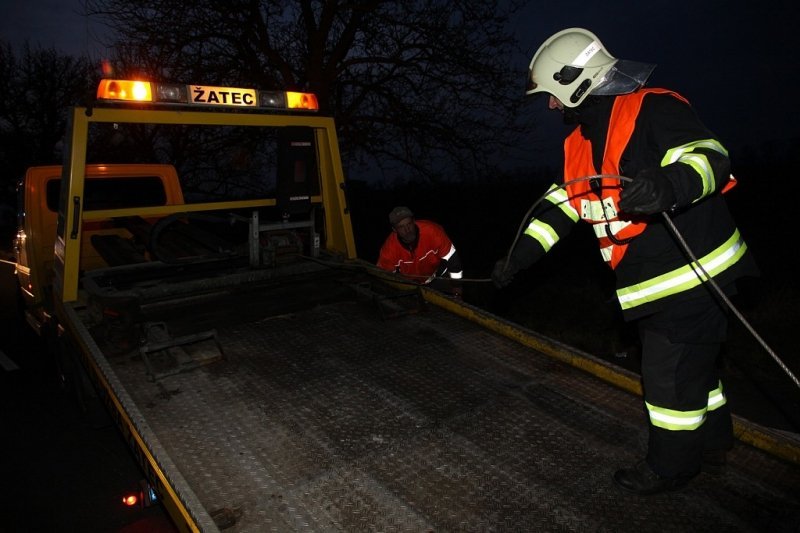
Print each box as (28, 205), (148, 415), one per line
(109, 297), (800, 532)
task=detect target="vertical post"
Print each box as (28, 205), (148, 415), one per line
(249, 210), (260, 268)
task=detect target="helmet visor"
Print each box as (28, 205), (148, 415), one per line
(591, 59), (656, 96)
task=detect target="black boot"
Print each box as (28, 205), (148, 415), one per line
(613, 460), (693, 495)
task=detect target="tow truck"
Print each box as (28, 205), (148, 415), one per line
(12, 78), (800, 531)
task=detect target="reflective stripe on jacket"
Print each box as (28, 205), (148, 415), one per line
(617, 228), (747, 311)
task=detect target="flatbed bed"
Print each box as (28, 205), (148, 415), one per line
(64, 263), (800, 532)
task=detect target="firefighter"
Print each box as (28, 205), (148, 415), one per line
(492, 28), (758, 494)
(377, 206), (463, 298)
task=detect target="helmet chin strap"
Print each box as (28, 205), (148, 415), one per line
(562, 96), (595, 125)
(562, 95), (610, 126)
(562, 107), (580, 125)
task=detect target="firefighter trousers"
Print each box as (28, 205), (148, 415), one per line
(637, 299), (734, 479)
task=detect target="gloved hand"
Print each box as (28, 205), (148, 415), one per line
(491, 257), (520, 289)
(619, 168), (676, 215)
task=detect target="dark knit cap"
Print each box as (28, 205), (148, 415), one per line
(388, 206), (414, 226)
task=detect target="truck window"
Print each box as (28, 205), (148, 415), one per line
(46, 176), (168, 212)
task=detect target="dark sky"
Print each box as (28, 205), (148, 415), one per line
(512, 0), (799, 166)
(0, 1), (111, 57)
(2, 1), (796, 168)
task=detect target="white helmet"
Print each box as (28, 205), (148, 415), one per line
(526, 28), (656, 107)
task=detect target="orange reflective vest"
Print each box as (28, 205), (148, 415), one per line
(562, 89), (736, 269)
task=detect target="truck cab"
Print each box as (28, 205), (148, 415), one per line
(15, 164), (184, 333)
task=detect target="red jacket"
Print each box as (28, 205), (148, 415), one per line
(377, 220), (459, 283)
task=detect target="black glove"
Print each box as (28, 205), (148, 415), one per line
(619, 168), (676, 215)
(491, 257), (520, 289)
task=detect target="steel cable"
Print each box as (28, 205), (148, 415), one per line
(495, 173), (800, 391)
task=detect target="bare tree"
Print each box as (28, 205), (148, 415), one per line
(0, 42), (97, 200)
(87, 0), (530, 183)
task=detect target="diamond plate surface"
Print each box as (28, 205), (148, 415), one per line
(107, 292), (800, 532)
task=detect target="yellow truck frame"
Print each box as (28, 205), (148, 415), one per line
(53, 105), (357, 305)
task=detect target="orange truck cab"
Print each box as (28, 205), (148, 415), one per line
(14, 164), (184, 334)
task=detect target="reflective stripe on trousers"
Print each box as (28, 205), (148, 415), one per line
(645, 381), (726, 431)
(638, 310), (733, 478)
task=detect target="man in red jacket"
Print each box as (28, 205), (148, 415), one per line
(377, 206), (463, 297)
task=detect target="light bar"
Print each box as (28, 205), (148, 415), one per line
(97, 80), (153, 102)
(286, 91), (319, 110)
(96, 79), (318, 111)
